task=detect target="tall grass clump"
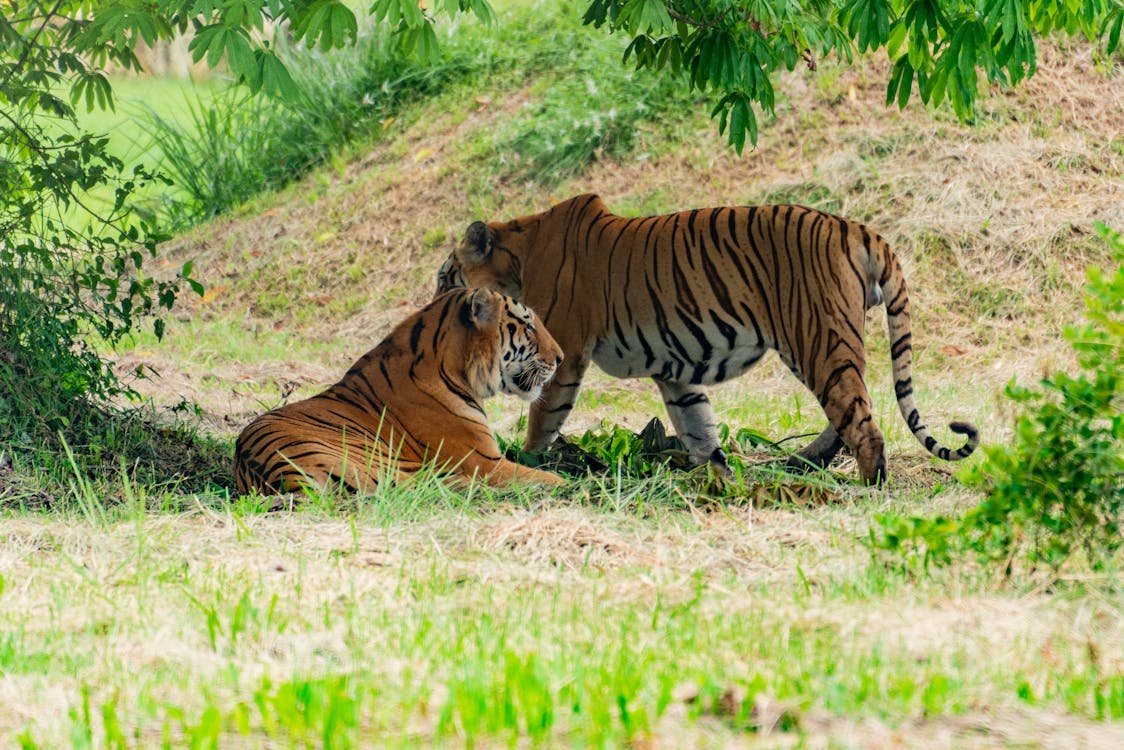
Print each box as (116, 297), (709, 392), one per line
(489, 9), (697, 184)
(873, 223), (1123, 577)
(145, 25), (474, 225)
(143, 0), (698, 225)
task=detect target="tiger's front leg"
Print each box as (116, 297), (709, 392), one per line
(654, 380), (732, 476)
(525, 353), (590, 452)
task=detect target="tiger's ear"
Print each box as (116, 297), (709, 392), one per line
(462, 289), (498, 329)
(457, 221), (494, 263)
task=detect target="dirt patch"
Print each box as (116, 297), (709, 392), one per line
(476, 507), (645, 570)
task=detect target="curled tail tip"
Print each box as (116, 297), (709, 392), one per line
(948, 420), (980, 459)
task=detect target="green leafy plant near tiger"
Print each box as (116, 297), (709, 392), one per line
(234, 288), (565, 494)
(436, 194), (979, 484)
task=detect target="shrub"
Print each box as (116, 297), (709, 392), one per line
(872, 223), (1123, 575)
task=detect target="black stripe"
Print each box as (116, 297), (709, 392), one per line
(670, 242), (701, 320)
(635, 326), (656, 368)
(708, 310), (738, 350)
(675, 308), (714, 362)
(739, 210), (780, 345)
(699, 212), (739, 322)
(666, 392), (709, 408)
(819, 362), (861, 406)
(894, 378), (914, 399)
(411, 317), (426, 349)
(326, 472), (359, 493)
(890, 333), (912, 360)
(886, 286), (908, 316)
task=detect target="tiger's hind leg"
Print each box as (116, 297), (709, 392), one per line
(809, 360), (887, 484)
(654, 380), (731, 476)
(773, 354), (846, 473)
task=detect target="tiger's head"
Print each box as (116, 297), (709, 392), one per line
(452, 288), (561, 402)
(436, 195), (609, 303)
(436, 221), (524, 300)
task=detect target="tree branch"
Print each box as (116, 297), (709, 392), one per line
(0, 0), (68, 89)
(665, 4), (760, 32)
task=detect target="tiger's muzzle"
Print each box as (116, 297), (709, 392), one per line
(512, 360), (558, 400)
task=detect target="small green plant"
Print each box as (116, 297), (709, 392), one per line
(501, 418), (694, 480)
(873, 223), (1123, 575)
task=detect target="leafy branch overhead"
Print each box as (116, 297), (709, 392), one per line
(584, 0), (1124, 152)
(27, 1), (1123, 152)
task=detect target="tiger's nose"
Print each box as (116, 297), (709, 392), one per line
(554, 354), (563, 367)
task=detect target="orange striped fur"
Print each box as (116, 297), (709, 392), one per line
(234, 288), (564, 494)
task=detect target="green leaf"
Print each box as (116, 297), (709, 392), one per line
(292, 0), (357, 51)
(70, 73), (114, 113)
(371, 0), (425, 27)
(257, 50), (299, 99)
(398, 22), (441, 63)
(224, 29), (255, 78)
(466, 0), (496, 25)
(886, 55), (908, 108)
(887, 20), (907, 59)
(1106, 9), (1123, 53)
(187, 24), (230, 68)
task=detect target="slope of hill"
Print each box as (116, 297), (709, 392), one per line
(125, 40), (1121, 450)
(1, 20), (1120, 748)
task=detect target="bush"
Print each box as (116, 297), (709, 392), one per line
(0, 90), (199, 473)
(872, 223), (1123, 575)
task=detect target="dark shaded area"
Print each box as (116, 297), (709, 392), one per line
(1, 352), (236, 510)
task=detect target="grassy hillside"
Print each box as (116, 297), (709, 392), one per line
(1, 1), (1121, 745)
(130, 34), (1121, 448)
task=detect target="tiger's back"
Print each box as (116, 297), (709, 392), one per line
(585, 204), (874, 387)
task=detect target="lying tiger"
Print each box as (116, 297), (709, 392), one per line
(436, 194), (979, 484)
(234, 287), (565, 494)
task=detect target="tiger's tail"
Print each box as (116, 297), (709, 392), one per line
(873, 240), (979, 462)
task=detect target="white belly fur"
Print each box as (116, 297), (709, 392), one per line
(592, 338), (768, 384)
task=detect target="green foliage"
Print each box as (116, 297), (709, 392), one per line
(572, 418), (695, 476)
(1, 2), (202, 466)
(583, 0), (1124, 151)
(1, 0), (493, 475)
(872, 223), (1124, 575)
(489, 12), (697, 184)
(502, 418), (838, 508)
(145, 2), (701, 219)
(145, 25), (479, 223)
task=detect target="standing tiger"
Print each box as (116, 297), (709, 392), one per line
(234, 287), (565, 494)
(436, 193), (979, 484)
